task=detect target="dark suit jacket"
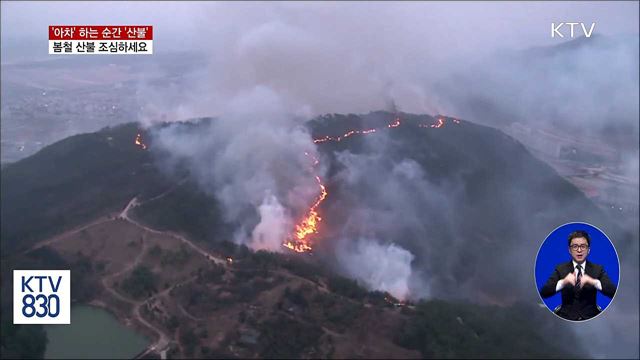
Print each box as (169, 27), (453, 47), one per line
(540, 261), (616, 321)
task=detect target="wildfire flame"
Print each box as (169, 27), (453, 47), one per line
(313, 114), (463, 144)
(130, 114), (460, 255)
(387, 118), (401, 128)
(134, 133), (148, 150)
(284, 114), (460, 254)
(313, 127), (380, 143)
(314, 115), (460, 146)
(283, 152), (328, 253)
(310, 117), (407, 144)
(418, 116), (460, 129)
(431, 118), (444, 128)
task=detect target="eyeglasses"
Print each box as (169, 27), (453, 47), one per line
(570, 244), (589, 251)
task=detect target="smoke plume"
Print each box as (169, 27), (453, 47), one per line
(151, 85), (321, 251)
(336, 238), (415, 300)
(138, 4), (637, 357)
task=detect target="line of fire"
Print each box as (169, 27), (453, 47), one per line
(133, 116), (460, 254)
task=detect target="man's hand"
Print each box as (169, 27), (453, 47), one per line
(563, 272), (576, 287)
(580, 274), (597, 288)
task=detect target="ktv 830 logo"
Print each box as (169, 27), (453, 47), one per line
(13, 270), (70, 324)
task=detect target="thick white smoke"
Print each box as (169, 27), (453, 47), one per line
(151, 85), (322, 251)
(138, 4), (637, 357)
(251, 194), (292, 251)
(337, 238), (415, 300)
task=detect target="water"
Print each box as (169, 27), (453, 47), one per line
(44, 305), (150, 359)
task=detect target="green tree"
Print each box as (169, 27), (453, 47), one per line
(121, 265), (157, 299)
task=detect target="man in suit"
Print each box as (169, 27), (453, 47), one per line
(539, 230), (616, 321)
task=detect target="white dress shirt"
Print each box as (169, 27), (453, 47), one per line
(555, 260), (603, 292)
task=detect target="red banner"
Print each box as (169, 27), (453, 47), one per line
(48, 26), (153, 40)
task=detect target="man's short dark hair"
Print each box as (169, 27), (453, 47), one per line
(568, 230), (591, 247)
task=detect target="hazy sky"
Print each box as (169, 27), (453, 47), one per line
(4, 1), (636, 135)
(2, 1), (638, 57)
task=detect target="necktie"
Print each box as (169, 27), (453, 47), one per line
(576, 264), (582, 288)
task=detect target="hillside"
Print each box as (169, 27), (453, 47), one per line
(307, 112), (631, 304)
(1, 111), (619, 358)
(3, 219), (582, 359)
(0, 122), (175, 255)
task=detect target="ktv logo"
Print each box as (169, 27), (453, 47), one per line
(13, 270), (70, 324)
(551, 22), (596, 38)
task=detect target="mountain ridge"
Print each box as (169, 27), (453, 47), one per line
(2, 111), (621, 358)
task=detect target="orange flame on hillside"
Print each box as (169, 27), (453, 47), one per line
(314, 115), (462, 144)
(283, 152), (328, 253)
(135, 133), (148, 150)
(313, 129), (377, 144)
(312, 127), (381, 144)
(388, 118), (401, 128)
(312, 115), (462, 144)
(311, 117), (406, 144)
(285, 115), (462, 253)
(418, 117), (460, 129)
(283, 174), (328, 253)
(284, 114), (461, 253)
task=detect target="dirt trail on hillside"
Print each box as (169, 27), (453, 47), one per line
(29, 190), (227, 357)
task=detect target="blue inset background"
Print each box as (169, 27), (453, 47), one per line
(535, 222), (619, 313)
